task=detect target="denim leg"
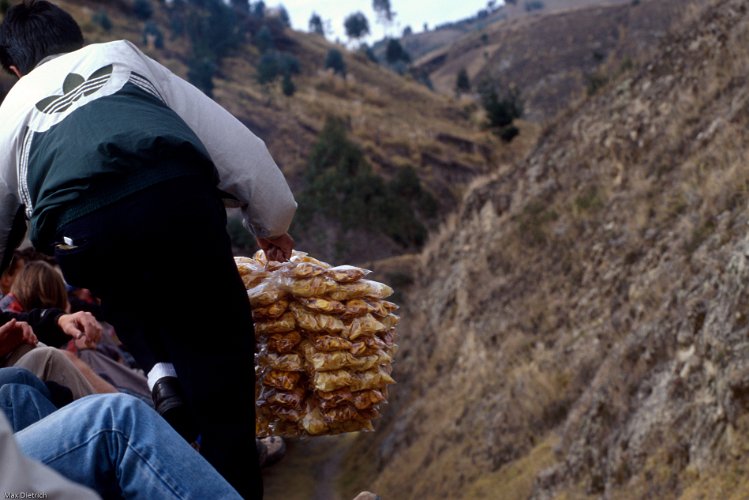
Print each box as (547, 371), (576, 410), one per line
(0, 384), (57, 432)
(16, 393), (242, 499)
(0, 367), (52, 399)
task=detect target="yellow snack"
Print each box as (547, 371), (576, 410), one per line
(267, 331), (302, 354)
(290, 251), (332, 269)
(349, 368), (395, 391)
(380, 314), (400, 330)
(258, 353), (305, 372)
(316, 388), (385, 410)
(350, 335), (387, 356)
(258, 387), (306, 409)
(325, 265), (370, 283)
(263, 370), (301, 391)
(301, 406), (329, 435)
(312, 369), (354, 392)
(312, 335), (353, 352)
(320, 403), (360, 423)
(297, 297), (346, 315)
(286, 276), (338, 298)
(254, 312), (296, 335)
(351, 389), (386, 410)
(342, 299), (370, 319)
(237, 266), (269, 289)
(368, 300), (399, 318)
(346, 314), (387, 340)
(327, 280), (394, 301)
(290, 303), (345, 334)
(247, 283), (285, 307)
(290, 262), (326, 279)
(268, 405), (305, 422)
(252, 299), (289, 320)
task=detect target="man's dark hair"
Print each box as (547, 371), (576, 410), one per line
(0, 0), (83, 75)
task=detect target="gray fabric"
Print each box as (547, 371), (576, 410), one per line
(78, 349), (149, 400)
(5, 345), (96, 399)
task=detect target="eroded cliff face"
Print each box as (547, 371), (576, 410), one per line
(343, 0), (749, 497)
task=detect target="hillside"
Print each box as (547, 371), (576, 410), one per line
(390, 0), (632, 63)
(414, 0), (705, 122)
(328, 0), (749, 497)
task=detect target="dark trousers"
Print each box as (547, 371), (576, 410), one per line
(53, 176), (261, 499)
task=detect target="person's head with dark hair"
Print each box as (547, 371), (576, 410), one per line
(0, 0), (83, 77)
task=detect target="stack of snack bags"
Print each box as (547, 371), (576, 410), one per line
(235, 250), (399, 437)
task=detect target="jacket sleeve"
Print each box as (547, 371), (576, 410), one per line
(7, 308), (68, 348)
(0, 128), (26, 274)
(134, 45), (297, 238)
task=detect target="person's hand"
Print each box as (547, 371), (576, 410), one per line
(0, 319), (37, 357)
(58, 311), (102, 348)
(257, 233), (295, 262)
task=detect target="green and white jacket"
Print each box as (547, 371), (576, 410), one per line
(0, 40), (296, 269)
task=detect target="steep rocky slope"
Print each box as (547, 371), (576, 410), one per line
(336, 0), (749, 497)
(417, 0), (704, 122)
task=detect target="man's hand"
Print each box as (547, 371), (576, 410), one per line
(58, 311), (102, 348)
(0, 319), (37, 357)
(257, 233), (295, 262)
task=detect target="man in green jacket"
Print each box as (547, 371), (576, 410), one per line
(0, 1), (297, 497)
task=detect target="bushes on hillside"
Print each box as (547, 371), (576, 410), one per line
(478, 79), (523, 141)
(257, 50), (300, 85)
(325, 49), (347, 76)
(92, 10), (113, 32)
(295, 118), (436, 250)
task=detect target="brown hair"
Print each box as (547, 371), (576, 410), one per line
(10, 260), (69, 311)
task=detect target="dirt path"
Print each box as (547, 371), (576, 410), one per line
(263, 436), (350, 500)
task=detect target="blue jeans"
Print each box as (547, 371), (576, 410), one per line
(16, 393), (242, 499)
(0, 367), (57, 431)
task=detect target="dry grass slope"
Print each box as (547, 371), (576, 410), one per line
(331, 0), (749, 498)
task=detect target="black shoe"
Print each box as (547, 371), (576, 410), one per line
(152, 376), (199, 444)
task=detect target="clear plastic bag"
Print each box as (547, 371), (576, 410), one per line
(325, 265), (371, 283)
(254, 312), (296, 335)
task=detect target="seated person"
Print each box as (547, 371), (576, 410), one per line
(0, 261), (116, 397)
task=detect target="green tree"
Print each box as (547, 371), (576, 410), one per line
(187, 56), (216, 96)
(143, 20), (165, 49)
(372, 0), (394, 31)
(92, 10), (113, 32)
(324, 49), (346, 76)
(297, 118), (429, 249)
(344, 12), (370, 44)
(309, 12), (324, 35)
(385, 38), (410, 64)
(255, 25), (274, 52)
(252, 1), (265, 18)
(278, 6), (291, 28)
(281, 73), (295, 96)
(455, 68), (470, 95)
(133, 0), (153, 20)
(478, 80), (523, 141)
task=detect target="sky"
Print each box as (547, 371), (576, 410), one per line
(275, 1), (500, 44)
